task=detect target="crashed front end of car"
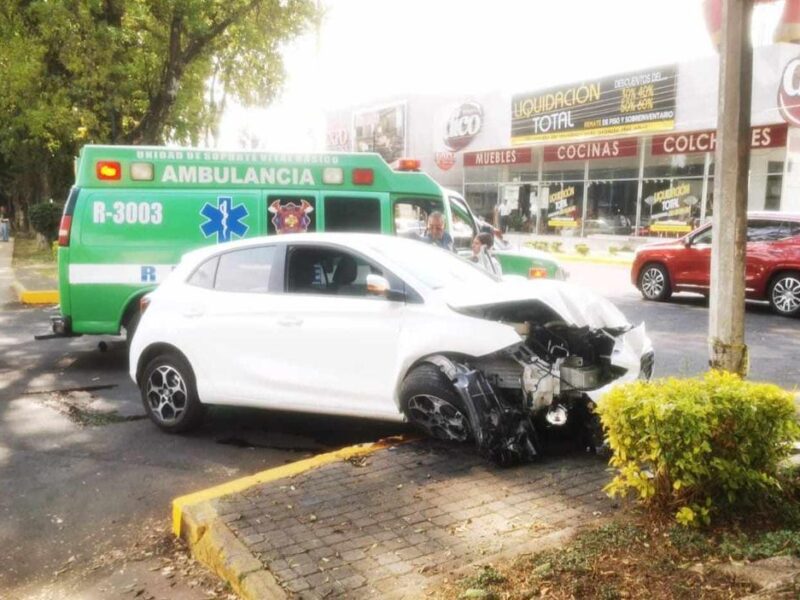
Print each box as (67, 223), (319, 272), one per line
(431, 281), (654, 466)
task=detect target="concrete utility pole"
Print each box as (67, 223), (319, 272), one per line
(708, 0), (753, 375)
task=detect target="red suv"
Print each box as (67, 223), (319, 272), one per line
(631, 212), (800, 317)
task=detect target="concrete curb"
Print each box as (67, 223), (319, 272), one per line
(172, 437), (405, 600)
(11, 279), (59, 304)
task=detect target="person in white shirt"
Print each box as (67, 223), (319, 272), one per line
(498, 200), (512, 233)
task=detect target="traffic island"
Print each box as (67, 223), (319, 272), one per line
(173, 438), (616, 599)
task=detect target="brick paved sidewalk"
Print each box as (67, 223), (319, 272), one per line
(198, 440), (617, 599)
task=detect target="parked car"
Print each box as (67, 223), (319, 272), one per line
(631, 212), (800, 316)
(130, 233), (653, 464)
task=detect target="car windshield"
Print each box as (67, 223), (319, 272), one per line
(369, 239), (500, 289)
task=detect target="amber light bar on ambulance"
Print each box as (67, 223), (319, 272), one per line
(96, 161), (121, 181)
(394, 158), (421, 172)
(529, 267), (549, 279)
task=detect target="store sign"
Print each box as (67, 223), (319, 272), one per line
(651, 124), (787, 155)
(544, 137), (638, 162)
(463, 147), (533, 167)
(778, 57), (800, 126)
(326, 127), (350, 152)
(547, 186), (578, 228)
(443, 102), (484, 151)
(644, 183), (698, 233)
(434, 151), (456, 171)
(511, 66), (677, 143)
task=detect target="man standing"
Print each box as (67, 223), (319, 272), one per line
(421, 211), (454, 252)
(498, 199), (512, 233)
(0, 206), (10, 242)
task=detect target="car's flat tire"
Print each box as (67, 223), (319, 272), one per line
(638, 263), (672, 301)
(140, 352), (205, 433)
(400, 364), (472, 443)
(768, 271), (800, 317)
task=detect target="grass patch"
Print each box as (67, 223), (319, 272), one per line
(11, 233), (54, 265)
(437, 509), (800, 600)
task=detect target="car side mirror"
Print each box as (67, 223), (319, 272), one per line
(366, 274), (405, 302)
(683, 237), (692, 248)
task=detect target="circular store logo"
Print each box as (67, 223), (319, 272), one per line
(778, 57), (800, 126)
(443, 102), (484, 151)
(434, 151), (456, 171)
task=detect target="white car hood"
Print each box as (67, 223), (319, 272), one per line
(440, 278), (630, 329)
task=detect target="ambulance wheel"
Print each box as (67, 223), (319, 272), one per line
(141, 353), (205, 433)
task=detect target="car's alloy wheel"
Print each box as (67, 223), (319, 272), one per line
(146, 365), (188, 426)
(639, 264), (671, 301)
(140, 353), (205, 432)
(769, 273), (800, 316)
(407, 394), (470, 442)
(400, 364), (472, 443)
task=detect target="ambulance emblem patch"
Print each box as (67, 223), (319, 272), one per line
(268, 199), (314, 234)
(200, 196), (249, 243)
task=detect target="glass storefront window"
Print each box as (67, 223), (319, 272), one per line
(587, 157), (640, 236)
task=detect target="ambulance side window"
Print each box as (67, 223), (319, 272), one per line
(187, 257), (219, 289)
(324, 197), (381, 232)
(214, 246), (275, 293)
(393, 197), (444, 239)
(449, 196), (478, 250)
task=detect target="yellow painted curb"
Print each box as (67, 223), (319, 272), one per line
(11, 280), (59, 304)
(172, 436), (404, 537)
(20, 289), (59, 304)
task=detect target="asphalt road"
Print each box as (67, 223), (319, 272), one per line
(1, 259), (798, 598)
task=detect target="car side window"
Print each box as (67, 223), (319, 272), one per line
(692, 227), (712, 245)
(187, 256), (219, 289)
(747, 220), (786, 242)
(286, 246), (387, 299)
(214, 246), (275, 293)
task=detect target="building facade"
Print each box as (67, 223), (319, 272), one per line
(326, 43), (800, 237)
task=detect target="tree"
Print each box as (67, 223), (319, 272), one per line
(0, 0), (319, 224)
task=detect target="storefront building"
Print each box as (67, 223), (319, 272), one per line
(325, 43), (800, 237)
(463, 43), (799, 237)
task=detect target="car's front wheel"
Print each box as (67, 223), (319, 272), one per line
(768, 272), (800, 317)
(638, 263), (672, 301)
(400, 364), (471, 442)
(140, 352), (205, 433)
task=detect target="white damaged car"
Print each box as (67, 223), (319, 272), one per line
(130, 233), (653, 465)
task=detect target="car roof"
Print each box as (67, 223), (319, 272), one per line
(180, 232), (424, 265)
(747, 211), (800, 221)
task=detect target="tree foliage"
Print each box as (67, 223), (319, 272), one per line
(0, 0), (318, 222)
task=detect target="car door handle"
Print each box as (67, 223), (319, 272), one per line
(183, 306), (204, 318)
(277, 317), (303, 327)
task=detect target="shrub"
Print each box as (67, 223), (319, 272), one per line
(549, 241), (562, 253)
(532, 241), (549, 252)
(28, 202), (63, 242)
(620, 244), (634, 252)
(608, 245), (620, 255)
(597, 371), (800, 526)
(575, 243), (590, 255)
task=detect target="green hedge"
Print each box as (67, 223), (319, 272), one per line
(28, 202), (63, 242)
(597, 371), (800, 526)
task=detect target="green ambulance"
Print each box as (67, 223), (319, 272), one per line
(53, 145), (565, 338)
